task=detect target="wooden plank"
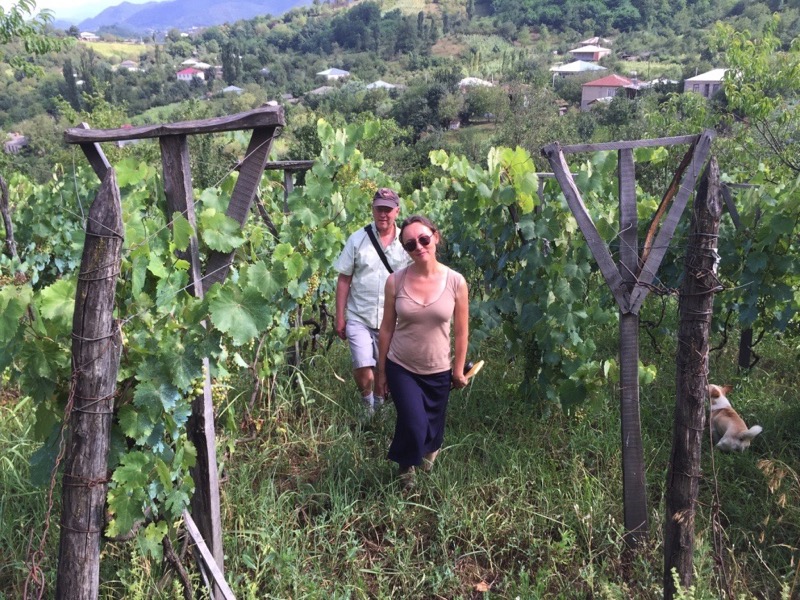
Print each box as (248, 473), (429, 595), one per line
(721, 184), (741, 230)
(617, 148), (648, 547)
(76, 122), (111, 180)
(264, 160), (314, 171)
(628, 129), (715, 314)
(160, 135), (204, 297)
(183, 511), (237, 600)
(65, 105), (284, 144)
(664, 157), (722, 599)
(639, 138), (698, 269)
(283, 170), (293, 214)
(159, 136), (225, 593)
(541, 142), (630, 312)
(56, 168), (123, 599)
(618, 149), (638, 286)
(559, 134), (699, 154)
(187, 356), (224, 598)
(203, 125), (278, 291)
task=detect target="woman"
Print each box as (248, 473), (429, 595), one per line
(376, 215), (469, 488)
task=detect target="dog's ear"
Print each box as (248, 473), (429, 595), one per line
(722, 384), (734, 395)
(708, 384), (721, 398)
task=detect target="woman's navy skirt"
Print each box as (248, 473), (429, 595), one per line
(385, 358), (452, 468)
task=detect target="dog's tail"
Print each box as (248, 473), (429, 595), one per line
(741, 425), (763, 440)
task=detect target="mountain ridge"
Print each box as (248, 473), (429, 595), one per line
(78, 0), (312, 32)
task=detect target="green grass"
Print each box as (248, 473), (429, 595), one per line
(1, 315), (798, 598)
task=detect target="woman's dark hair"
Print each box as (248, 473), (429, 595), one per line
(399, 215), (438, 243)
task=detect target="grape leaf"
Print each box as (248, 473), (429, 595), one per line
(208, 285), (272, 345)
(171, 212), (194, 252)
(38, 279), (75, 323)
(199, 210), (246, 252)
(0, 284), (32, 343)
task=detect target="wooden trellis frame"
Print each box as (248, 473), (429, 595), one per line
(58, 105), (286, 599)
(541, 130), (715, 548)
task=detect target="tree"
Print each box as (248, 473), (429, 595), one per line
(712, 16), (800, 177)
(0, 0), (70, 76)
(0, 0), (69, 256)
(61, 58), (81, 110)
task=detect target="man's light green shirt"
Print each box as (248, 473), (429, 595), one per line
(334, 223), (410, 329)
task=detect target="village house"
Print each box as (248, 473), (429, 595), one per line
(118, 60), (141, 72)
(549, 60), (607, 78)
(580, 74), (632, 110)
(316, 68), (350, 81)
(580, 36), (613, 46)
(458, 76), (493, 90)
(684, 68), (727, 98)
(4, 132), (28, 154)
(569, 44), (612, 62)
(79, 32), (100, 42)
(176, 67), (205, 82)
(366, 80), (397, 90)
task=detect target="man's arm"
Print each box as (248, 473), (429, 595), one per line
(335, 273), (353, 340)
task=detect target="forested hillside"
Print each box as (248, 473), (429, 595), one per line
(2, 0), (798, 186)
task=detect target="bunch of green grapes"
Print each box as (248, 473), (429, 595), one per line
(189, 375), (205, 399)
(211, 375), (230, 407)
(301, 271), (321, 308)
(360, 180), (378, 197)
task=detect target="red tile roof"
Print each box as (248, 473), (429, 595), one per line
(583, 74), (632, 87)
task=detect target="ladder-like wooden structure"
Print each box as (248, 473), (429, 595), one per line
(58, 105), (285, 599)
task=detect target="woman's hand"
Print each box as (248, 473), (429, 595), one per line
(451, 373), (468, 389)
(375, 369), (388, 397)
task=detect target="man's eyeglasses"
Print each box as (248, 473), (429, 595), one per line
(402, 234), (432, 253)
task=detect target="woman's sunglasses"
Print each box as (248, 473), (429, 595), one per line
(402, 234), (432, 253)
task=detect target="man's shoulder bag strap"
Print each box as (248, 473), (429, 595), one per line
(364, 224), (393, 273)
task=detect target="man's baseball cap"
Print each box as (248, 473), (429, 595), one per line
(373, 187), (400, 209)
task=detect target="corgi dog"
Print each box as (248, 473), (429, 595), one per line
(707, 384), (762, 452)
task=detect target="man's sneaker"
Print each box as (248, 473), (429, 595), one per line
(361, 396), (375, 418)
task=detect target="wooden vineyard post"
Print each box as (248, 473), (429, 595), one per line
(542, 131), (714, 551)
(617, 148), (647, 546)
(56, 168), (124, 599)
(664, 158), (723, 599)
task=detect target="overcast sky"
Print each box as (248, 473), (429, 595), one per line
(1, 0), (158, 21)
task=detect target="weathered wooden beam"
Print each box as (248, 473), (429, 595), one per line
(160, 135), (204, 296)
(628, 129), (715, 314)
(720, 184), (742, 230)
(56, 168), (123, 599)
(159, 135), (225, 591)
(541, 142), (630, 312)
(617, 148), (648, 547)
(64, 105), (285, 144)
(664, 157), (722, 600)
(183, 511), (237, 600)
(640, 137), (698, 270)
(203, 125), (278, 291)
(559, 135), (699, 154)
(76, 122), (111, 180)
(263, 160), (314, 171)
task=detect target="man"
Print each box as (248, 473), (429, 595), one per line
(334, 188), (410, 416)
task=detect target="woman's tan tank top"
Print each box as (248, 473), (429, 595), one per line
(387, 267), (459, 375)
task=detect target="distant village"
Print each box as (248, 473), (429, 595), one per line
(4, 32), (727, 155)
